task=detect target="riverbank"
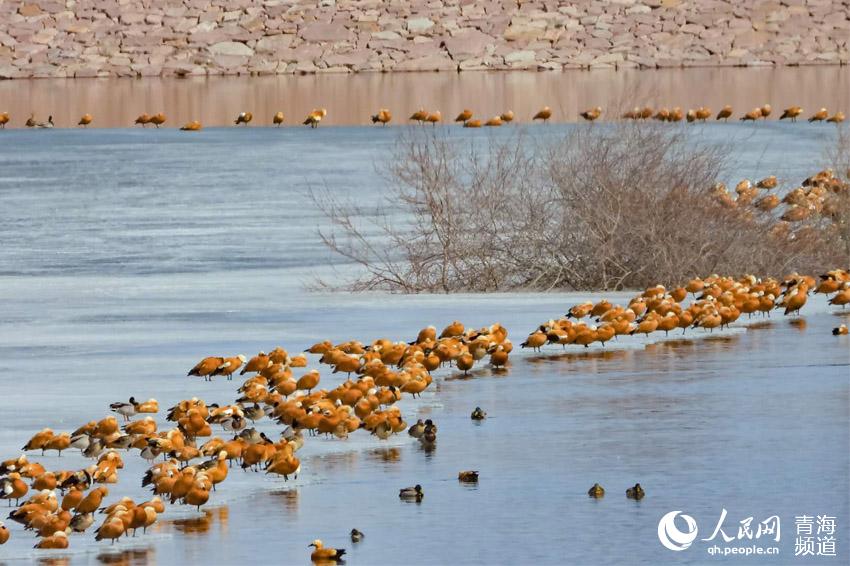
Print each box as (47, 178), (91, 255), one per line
(1, 0), (848, 79)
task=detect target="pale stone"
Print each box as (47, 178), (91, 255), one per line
(537, 61), (562, 70)
(120, 13), (146, 25)
(19, 4), (42, 17)
(393, 54), (456, 71)
(0, 0), (843, 77)
(241, 17), (264, 33)
(295, 60), (319, 73)
(0, 64), (25, 78)
(192, 21), (217, 34)
(503, 18), (547, 42)
(733, 30), (769, 49)
(300, 22), (350, 42)
(255, 34), (294, 53)
(31, 28), (58, 44)
(444, 29), (496, 59)
(135, 64), (163, 76)
(407, 18), (434, 33)
(592, 52), (624, 64)
(504, 49), (535, 63)
(208, 41), (254, 57)
(213, 54), (247, 68)
(458, 57), (491, 70)
(317, 65), (350, 73)
(74, 66), (99, 77)
(371, 30), (402, 40)
(324, 49), (370, 67)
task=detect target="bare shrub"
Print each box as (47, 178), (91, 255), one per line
(312, 123), (843, 293)
(823, 125), (850, 260)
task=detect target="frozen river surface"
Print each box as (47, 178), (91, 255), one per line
(0, 123), (847, 565)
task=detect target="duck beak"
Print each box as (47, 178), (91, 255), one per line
(308, 544), (315, 548)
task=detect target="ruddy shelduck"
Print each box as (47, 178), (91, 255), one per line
(780, 106), (803, 121)
(188, 356), (224, 380)
(454, 109), (473, 123)
(741, 108), (761, 121)
(95, 517), (125, 543)
(533, 106), (552, 123)
(149, 113), (166, 127)
(409, 109), (428, 123)
(309, 539), (347, 562)
(809, 108), (828, 122)
(180, 120), (202, 131)
(23, 428), (54, 454)
(371, 108), (391, 125)
(1, 472), (28, 506)
(580, 107), (602, 121)
(212, 355), (246, 380)
(303, 108), (327, 128)
(35, 530), (68, 549)
(520, 331), (547, 351)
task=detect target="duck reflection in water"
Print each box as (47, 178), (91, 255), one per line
(97, 547), (154, 566)
(165, 506), (226, 535)
(216, 505), (229, 534)
(648, 339), (696, 352)
(270, 488), (300, 513)
(368, 447), (401, 463)
(527, 348), (629, 365)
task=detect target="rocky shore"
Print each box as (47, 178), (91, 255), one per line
(0, 0), (848, 79)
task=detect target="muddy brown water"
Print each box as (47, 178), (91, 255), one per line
(0, 66), (848, 129)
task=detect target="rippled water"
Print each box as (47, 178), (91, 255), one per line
(0, 124), (847, 565)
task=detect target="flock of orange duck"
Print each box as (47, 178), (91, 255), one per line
(521, 270), (849, 351)
(0, 103), (844, 131)
(709, 169), (850, 224)
(1, 263), (847, 557)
